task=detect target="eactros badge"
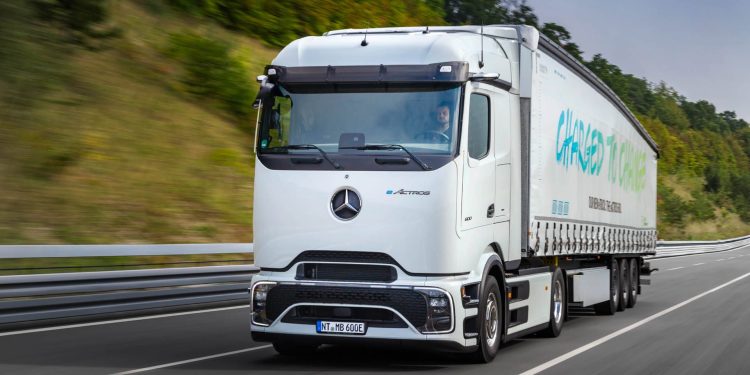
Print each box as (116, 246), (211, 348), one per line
(331, 189), (361, 220)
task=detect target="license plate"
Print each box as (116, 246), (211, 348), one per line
(316, 321), (367, 335)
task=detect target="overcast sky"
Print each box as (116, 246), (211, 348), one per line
(528, 0), (750, 121)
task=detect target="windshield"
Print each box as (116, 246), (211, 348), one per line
(257, 85), (462, 155)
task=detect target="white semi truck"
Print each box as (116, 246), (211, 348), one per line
(249, 25), (658, 362)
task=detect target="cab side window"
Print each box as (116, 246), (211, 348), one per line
(468, 94), (490, 159)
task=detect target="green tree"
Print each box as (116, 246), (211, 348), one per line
(168, 33), (253, 118)
(508, 1), (538, 27)
(651, 83), (690, 130)
(540, 23), (583, 61)
(444, 0), (511, 24)
(681, 100), (726, 132)
(444, 0), (536, 26)
(720, 111), (748, 132)
(658, 184), (686, 226)
(584, 54), (654, 115)
(33, 0), (120, 46)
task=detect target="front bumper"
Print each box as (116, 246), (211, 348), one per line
(249, 274), (479, 351)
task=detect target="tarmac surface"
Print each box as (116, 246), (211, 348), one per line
(2, 246), (749, 375)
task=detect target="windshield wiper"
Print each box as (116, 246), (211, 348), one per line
(270, 144), (341, 169)
(341, 144), (431, 171)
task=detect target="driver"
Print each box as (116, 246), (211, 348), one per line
(434, 101), (451, 135)
(290, 105), (315, 144)
(415, 101), (452, 143)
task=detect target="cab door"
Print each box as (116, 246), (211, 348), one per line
(460, 85), (496, 231)
(493, 89), (511, 222)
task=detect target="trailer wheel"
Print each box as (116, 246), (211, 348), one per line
(627, 258), (639, 308)
(272, 341), (319, 356)
(618, 259), (629, 311)
(594, 258), (620, 315)
(541, 268), (565, 337)
(470, 276), (502, 363)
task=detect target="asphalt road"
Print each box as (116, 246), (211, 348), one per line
(2, 246), (750, 375)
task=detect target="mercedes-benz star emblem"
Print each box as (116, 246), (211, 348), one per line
(331, 189), (361, 221)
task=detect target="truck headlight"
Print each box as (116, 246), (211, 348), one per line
(416, 288), (453, 333)
(250, 282), (277, 326)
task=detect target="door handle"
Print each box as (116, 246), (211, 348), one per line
(487, 204), (495, 218)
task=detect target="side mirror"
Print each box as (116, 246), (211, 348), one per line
(253, 75), (276, 109)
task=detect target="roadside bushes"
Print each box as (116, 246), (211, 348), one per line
(33, 0), (120, 47)
(728, 173), (750, 222)
(658, 184), (686, 227)
(167, 33), (253, 119)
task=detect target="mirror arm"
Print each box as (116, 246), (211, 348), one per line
(253, 101), (262, 155)
(469, 72), (500, 81)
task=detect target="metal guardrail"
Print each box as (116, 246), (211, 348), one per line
(0, 243), (253, 258)
(651, 235), (750, 258)
(0, 265), (258, 329)
(2, 236), (750, 330)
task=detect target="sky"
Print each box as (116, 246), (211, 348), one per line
(528, 0), (750, 121)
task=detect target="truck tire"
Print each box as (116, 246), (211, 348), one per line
(540, 268), (565, 337)
(272, 341), (319, 356)
(627, 258), (639, 308)
(471, 276), (502, 363)
(594, 258), (620, 315)
(618, 259), (629, 312)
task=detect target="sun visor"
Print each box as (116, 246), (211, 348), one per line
(265, 62), (469, 85)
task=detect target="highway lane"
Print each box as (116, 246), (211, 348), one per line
(535, 249), (750, 375)
(1, 246), (749, 374)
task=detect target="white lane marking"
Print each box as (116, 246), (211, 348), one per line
(652, 250), (750, 272)
(0, 305), (247, 337)
(519, 271), (750, 375)
(110, 345), (273, 374)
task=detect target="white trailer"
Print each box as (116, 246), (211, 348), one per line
(249, 25), (658, 362)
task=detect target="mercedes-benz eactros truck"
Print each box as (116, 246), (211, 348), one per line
(249, 25), (658, 362)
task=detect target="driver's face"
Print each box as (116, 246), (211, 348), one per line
(436, 106), (450, 125)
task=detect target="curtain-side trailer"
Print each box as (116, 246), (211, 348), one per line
(249, 24), (658, 362)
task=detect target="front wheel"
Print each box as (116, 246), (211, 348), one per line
(470, 277), (502, 363)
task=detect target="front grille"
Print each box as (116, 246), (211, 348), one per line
(295, 251), (398, 265)
(267, 285), (427, 327)
(281, 305), (408, 328)
(295, 263), (397, 283)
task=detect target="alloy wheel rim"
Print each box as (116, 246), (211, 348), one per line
(485, 292), (498, 347)
(553, 279), (563, 324)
